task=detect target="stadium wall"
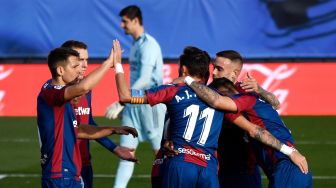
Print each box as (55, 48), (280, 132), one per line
(0, 61), (335, 116)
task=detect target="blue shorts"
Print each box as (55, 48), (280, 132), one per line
(270, 158), (312, 188)
(81, 165), (93, 188)
(218, 166), (262, 188)
(162, 160), (219, 188)
(121, 104), (166, 150)
(42, 177), (83, 188)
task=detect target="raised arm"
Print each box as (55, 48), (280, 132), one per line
(240, 72), (280, 109)
(185, 77), (238, 112)
(113, 40), (148, 104)
(64, 41), (114, 101)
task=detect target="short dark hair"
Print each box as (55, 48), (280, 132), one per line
(216, 50), (243, 66)
(208, 77), (237, 94)
(179, 46), (211, 83)
(61, 40), (87, 50)
(119, 5), (143, 25)
(48, 47), (79, 79)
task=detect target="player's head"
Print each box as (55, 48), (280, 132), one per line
(119, 5), (143, 35)
(48, 47), (81, 84)
(178, 46), (211, 84)
(213, 50), (243, 83)
(208, 77), (239, 96)
(61, 40), (88, 79)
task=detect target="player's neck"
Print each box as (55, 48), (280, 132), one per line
(51, 77), (66, 86)
(132, 27), (144, 40)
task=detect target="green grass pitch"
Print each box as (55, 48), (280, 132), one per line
(0, 116), (336, 187)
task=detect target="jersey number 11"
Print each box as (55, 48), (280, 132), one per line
(183, 104), (215, 146)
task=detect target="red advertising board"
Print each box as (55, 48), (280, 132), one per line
(0, 63), (335, 116)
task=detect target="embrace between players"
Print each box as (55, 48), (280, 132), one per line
(111, 40), (312, 188)
(37, 39), (312, 188)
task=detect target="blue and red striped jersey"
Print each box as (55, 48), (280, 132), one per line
(37, 81), (81, 179)
(146, 83), (225, 169)
(226, 93), (295, 176)
(73, 92), (117, 166)
(217, 82), (259, 175)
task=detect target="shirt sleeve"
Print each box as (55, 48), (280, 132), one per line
(131, 43), (158, 90)
(224, 111), (242, 122)
(41, 86), (67, 106)
(95, 137), (118, 152)
(145, 84), (178, 106)
(232, 94), (256, 113)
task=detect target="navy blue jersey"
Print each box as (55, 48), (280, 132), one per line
(146, 84), (225, 169)
(226, 93), (295, 177)
(37, 81), (81, 180)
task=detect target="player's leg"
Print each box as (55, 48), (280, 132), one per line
(272, 158), (312, 188)
(113, 106), (141, 188)
(144, 104), (166, 154)
(161, 160), (199, 188)
(81, 164), (93, 188)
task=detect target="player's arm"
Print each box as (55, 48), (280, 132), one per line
(88, 109), (138, 162)
(232, 116), (282, 150)
(64, 41), (115, 101)
(77, 124), (138, 140)
(185, 77), (238, 112)
(240, 72), (280, 109)
(232, 115), (308, 174)
(113, 40), (148, 104)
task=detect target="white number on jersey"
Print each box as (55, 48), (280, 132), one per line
(182, 105), (215, 146)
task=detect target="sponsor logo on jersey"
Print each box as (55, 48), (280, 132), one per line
(74, 107), (91, 115)
(177, 147), (211, 161)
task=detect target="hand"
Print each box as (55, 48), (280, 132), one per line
(112, 126), (138, 138)
(113, 146), (139, 163)
(106, 40), (116, 68)
(105, 102), (124, 119)
(171, 76), (185, 84)
(112, 39), (122, 68)
(163, 140), (178, 157)
(240, 72), (260, 93)
(289, 150), (309, 174)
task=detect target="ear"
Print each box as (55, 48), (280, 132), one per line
(133, 17), (139, 25)
(181, 65), (189, 76)
(56, 66), (64, 76)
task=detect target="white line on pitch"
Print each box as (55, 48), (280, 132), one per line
(0, 175), (7, 180)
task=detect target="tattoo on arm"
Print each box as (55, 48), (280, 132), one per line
(189, 82), (220, 107)
(254, 127), (282, 151)
(258, 86), (280, 109)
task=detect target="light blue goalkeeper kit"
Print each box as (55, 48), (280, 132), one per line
(114, 32), (166, 188)
(122, 32), (165, 145)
